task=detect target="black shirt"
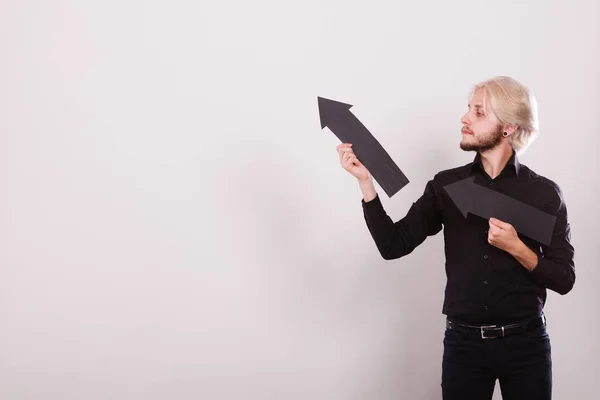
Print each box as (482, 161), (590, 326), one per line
(361, 151), (575, 324)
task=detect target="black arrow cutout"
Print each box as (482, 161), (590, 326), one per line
(318, 96), (409, 197)
(443, 177), (557, 246)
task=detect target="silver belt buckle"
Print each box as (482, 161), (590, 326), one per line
(480, 325), (500, 339)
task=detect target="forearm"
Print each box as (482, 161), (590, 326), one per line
(509, 240), (575, 295)
(361, 179), (442, 260)
(361, 191), (404, 259)
(509, 240), (538, 271)
(359, 177), (377, 202)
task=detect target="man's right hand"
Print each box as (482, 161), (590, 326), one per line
(336, 143), (370, 181)
(336, 143), (377, 202)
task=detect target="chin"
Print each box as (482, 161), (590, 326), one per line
(460, 140), (477, 152)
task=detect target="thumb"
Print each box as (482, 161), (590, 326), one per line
(490, 218), (509, 230)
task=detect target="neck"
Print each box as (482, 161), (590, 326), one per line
(479, 144), (514, 179)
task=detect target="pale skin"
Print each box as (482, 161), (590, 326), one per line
(336, 88), (539, 272)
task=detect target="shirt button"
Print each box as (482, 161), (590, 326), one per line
(483, 255), (488, 259)
(484, 280), (488, 285)
(484, 306), (489, 310)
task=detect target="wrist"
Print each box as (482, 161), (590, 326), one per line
(358, 178), (371, 187)
(509, 239), (525, 257)
(511, 240), (538, 271)
(358, 177), (376, 202)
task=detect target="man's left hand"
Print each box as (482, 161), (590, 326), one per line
(488, 218), (521, 254)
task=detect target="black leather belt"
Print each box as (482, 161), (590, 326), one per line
(446, 314), (546, 339)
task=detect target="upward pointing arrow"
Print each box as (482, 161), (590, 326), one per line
(318, 96), (409, 197)
(443, 177), (557, 246)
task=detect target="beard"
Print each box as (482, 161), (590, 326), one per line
(460, 124), (504, 152)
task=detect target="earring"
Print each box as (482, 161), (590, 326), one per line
(502, 132), (508, 137)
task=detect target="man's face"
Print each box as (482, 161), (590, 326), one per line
(460, 88), (504, 152)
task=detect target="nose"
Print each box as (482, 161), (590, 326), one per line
(460, 112), (470, 126)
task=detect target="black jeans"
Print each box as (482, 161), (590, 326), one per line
(441, 321), (552, 399)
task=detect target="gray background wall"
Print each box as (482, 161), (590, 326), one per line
(0, 0), (598, 399)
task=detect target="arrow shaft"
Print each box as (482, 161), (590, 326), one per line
(470, 185), (556, 245)
(327, 112), (409, 197)
(326, 111), (378, 148)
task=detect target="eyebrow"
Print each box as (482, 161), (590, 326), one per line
(468, 104), (486, 113)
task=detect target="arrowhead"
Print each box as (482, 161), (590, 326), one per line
(317, 96), (353, 129)
(443, 177), (478, 219)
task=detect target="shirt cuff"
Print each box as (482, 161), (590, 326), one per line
(529, 255), (568, 279)
(361, 193), (382, 208)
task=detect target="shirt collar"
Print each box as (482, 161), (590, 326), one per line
(471, 150), (521, 177)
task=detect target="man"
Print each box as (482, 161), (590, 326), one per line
(336, 76), (575, 400)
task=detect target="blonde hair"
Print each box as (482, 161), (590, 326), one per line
(470, 76), (539, 155)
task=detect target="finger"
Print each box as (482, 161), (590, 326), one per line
(490, 224), (502, 232)
(337, 147), (354, 154)
(342, 157), (356, 169)
(343, 156), (359, 169)
(491, 218), (512, 231)
(488, 228), (500, 239)
(336, 143), (353, 152)
(488, 226), (501, 237)
(490, 218), (506, 227)
(499, 220), (512, 230)
(489, 219), (504, 230)
(345, 155), (358, 164)
(339, 150), (355, 160)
